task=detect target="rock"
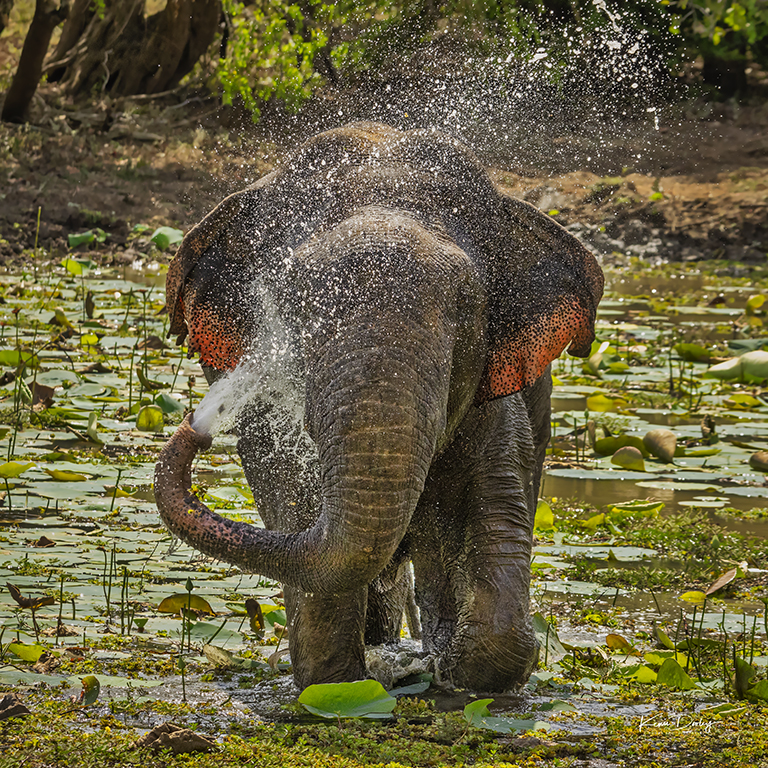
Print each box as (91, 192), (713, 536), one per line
(0, 693), (31, 721)
(611, 446), (646, 472)
(133, 723), (217, 754)
(643, 429), (677, 463)
(749, 451), (768, 473)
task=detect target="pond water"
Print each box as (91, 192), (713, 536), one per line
(0, 259), (767, 724)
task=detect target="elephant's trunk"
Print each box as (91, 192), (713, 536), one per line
(154, 344), (442, 594)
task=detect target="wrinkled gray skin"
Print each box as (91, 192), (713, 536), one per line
(158, 122), (603, 691)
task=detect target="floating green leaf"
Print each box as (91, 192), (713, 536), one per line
(67, 230), (107, 249)
(705, 350), (768, 383)
(155, 392), (185, 414)
(67, 232), (96, 249)
(594, 434), (649, 457)
(611, 446), (645, 471)
(61, 256), (97, 273)
(262, 606), (287, 629)
(680, 591), (707, 604)
(150, 226), (184, 251)
(79, 675), (101, 706)
(389, 678), (432, 696)
(0, 461), (34, 479)
(653, 625), (676, 650)
(617, 664), (657, 683)
(746, 294), (765, 315)
(7, 642), (46, 662)
(534, 499), (555, 531)
(587, 393), (627, 412)
(746, 680), (768, 702)
(734, 655), (756, 699)
(609, 500), (664, 516)
(674, 342), (713, 362)
(157, 593), (215, 615)
(536, 700), (576, 713)
(298, 680), (396, 719)
(644, 650), (689, 667)
(0, 349), (39, 368)
(135, 405), (164, 432)
(656, 658), (696, 690)
(463, 698), (552, 733)
(44, 468), (89, 482)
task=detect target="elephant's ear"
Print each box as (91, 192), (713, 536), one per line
(166, 183), (270, 345)
(476, 197), (604, 404)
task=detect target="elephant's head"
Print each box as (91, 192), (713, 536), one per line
(154, 122), (603, 596)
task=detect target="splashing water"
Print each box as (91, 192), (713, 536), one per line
(191, 282), (303, 439)
(241, 3), (677, 183)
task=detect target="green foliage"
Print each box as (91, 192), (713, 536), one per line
(211, 0), (768, 120)
(214, 0), (670, 120)
(217, 0), (342, 118)
(669, 0), (768, 51)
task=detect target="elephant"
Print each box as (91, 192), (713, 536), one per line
(154, 122), (603, 691)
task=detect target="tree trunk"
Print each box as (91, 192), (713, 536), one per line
(45, 0), (221, 98)
(0, 0), (15, 37)
(1, 0), (68, 124)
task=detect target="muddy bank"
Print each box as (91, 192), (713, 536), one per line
(0, 91), (767, 268)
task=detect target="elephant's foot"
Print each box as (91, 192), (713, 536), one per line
(436, 620), (539, 691)
(285, 587), (367, 688)
(434, 565), (540, 691)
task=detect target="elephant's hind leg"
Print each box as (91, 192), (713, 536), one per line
(365, 553), (412, 646)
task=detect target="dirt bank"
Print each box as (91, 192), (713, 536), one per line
(0, 89), (766, 270)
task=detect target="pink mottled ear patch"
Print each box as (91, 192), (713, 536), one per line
(476, 296), (594, 403)
(186, 303), (243, 372)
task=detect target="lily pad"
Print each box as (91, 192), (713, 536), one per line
(157, 594), (215, 615)
(135, 405), (165, 433)
(705, 350), (768, 383)
(463, 699), (553, 733)
(656, 658), (696, 690)
(298, 680), (396, 719)
(611, 446), (645, 471)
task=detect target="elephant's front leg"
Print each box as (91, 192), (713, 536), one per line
(236, 401), (398, 686)
(430, 396), (540, 691)
(285, 587), (367, 687)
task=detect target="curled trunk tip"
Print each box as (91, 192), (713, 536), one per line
(179, 412), (213, 451)
(154, 413), (212, 524)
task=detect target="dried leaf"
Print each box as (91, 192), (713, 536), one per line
(606, 633), (640, 656)
(6, 583), (56, 610)
(134, 723), (217, 754)
(705, 563), (746, 595)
